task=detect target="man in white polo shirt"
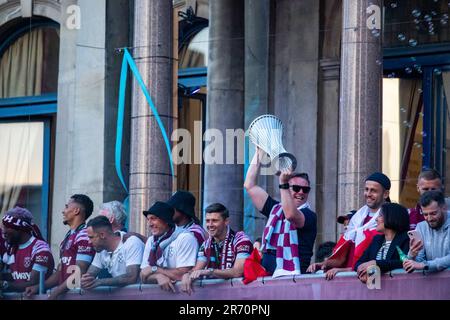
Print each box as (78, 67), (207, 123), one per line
(80, 216), (144, 289)
(140, 201), (198, 292)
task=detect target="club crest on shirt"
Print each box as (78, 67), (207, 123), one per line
(65, 240), (73, 250)
(167, 247), (174, 258)
(24, 257), (32, 268)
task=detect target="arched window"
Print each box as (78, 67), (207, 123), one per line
(0, 19), (59, 239)
(0, 21), (59, 98)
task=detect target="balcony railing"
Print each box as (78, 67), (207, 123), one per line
(4, 269), (450, 300)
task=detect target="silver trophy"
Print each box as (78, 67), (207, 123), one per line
(248, 114), (297, 174)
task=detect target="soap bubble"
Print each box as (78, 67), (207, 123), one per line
(409, 39), (418, 46)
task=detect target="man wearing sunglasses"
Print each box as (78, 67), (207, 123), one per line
(244, 148), (317, 275)
(408, 169), (443, 230)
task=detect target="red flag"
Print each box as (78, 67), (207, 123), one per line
(325, 235), (354, 268)
(352, 229), (381, 268)
(242, 248), (270, 285)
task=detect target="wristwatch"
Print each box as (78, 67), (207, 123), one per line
(151, 266), (158, 274)
(207, 268), (214, 276)
(279, 183), (290, 190)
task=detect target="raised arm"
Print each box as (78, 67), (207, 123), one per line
(244, 148), (269, 212)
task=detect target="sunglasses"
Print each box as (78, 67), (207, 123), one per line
(290, 185), (311, 193)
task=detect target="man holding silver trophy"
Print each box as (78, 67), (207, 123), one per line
(244, 115), (317, 276)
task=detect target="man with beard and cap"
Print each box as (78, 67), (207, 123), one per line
(25, 194), (95, 299)
(403, 191), (450, 273)
(244, 148), (317, 276)
(1, 207), (54, 293)
(140, 202), (198, 292)
(166, 191), (207, 246)
(307, 172), (391, 279)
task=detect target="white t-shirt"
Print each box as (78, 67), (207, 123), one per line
(141, 232), (198, 269)
(91, 232), (144, 277)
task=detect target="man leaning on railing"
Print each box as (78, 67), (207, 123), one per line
(403, 191), (450, 273)
(180, 203), (253, 295)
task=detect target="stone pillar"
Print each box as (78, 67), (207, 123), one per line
(317, 59), (340, 243)
(271, 0), (319, 209)
(338, 0), (382, 215)
(244, 0), (270, 240)
(52, 0), (107, 256)
(130, 0), (173, 235)
(203, 0), (245, 231)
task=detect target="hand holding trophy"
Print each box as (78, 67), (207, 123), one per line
(248, 114), (297, 175)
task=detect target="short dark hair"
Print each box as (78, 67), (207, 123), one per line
(71, 194), (94, 220)
(419, 190), (446, 208)
(87, 215), (113, 233)
(205, 203), (229, 220)
(289, 172), (310, 185)
(315, 241), (336, 263)
(418, 168), (442, 182)
(380, 202), (410, 233)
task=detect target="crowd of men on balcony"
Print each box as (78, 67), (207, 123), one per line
(0, 147), (449, 299)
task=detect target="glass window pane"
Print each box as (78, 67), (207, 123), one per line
(179, 27), (209, 68)
(383, 77), (424, 207)
(0, 121), (44, 228)
(0, 27), (59, 98)
(383, 0), (450, 48)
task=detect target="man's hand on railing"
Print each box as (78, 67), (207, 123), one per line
(24, 284), (39, 297)
(140, 266), (152, 283)
(155, 274), (176, 293)
(180, 273), (194, 295)
(403, 260), (425, 273)
(306, 263), (324, 273)
(80, 273), (98, 290)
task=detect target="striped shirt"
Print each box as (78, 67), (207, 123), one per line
(376, 240), (392, 260)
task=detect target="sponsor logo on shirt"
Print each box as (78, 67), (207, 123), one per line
(12, 271), (31, 281)
(77, 246), (92, 253)
(35, 255), (49, 264)
(61, 256), (72, 265)
(236, 245), (250, 253)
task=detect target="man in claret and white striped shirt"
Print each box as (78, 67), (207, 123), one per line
(25, 194), (95, 299)
(1, 207), (54, 293)
(180, 203), (253, 295)
(167, 191), (208, 246)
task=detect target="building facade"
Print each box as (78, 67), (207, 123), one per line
(0, 0), (449, 259)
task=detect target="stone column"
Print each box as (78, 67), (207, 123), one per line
(338, 0), (382, 215)
(203, 0), (245, 231)
(244, 0), (270, 240)
(271, 0), (319, 209)
(317, 59), (340, 243)
(129, 0), (174, 235)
